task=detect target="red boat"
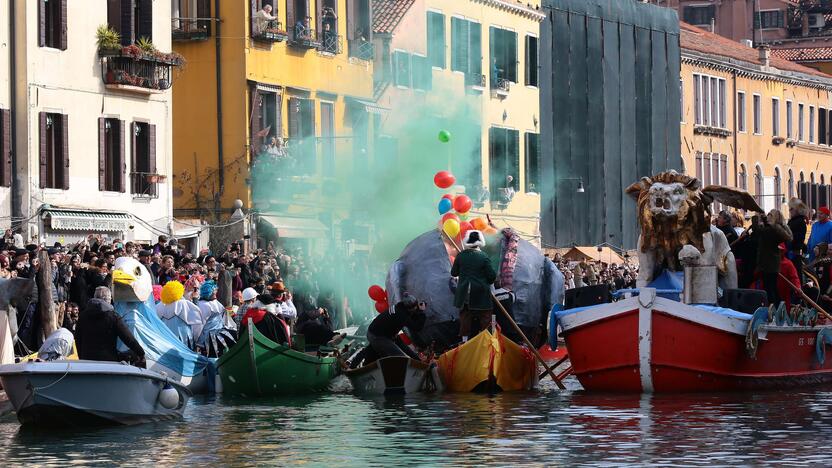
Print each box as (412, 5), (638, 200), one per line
(556, 289), (832, 392)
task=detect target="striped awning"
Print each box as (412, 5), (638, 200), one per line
(45, 209), (132, 232)
(259, 214), (328, 239)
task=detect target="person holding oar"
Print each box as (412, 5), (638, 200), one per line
(451, 230), (497, 343)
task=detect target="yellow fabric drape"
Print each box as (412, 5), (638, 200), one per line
(437, 329), (535, 392)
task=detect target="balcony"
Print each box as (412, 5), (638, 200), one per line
(131, 172), (164, 199)
(252, 20), (288, 43)
(172, 18), (210, 41)
(100, 46), (182, 94)
(491, 77), (510, 98)
(466, 73), (486, 90)
(319, 33), (342, 55)
(349, 40), (374, 60)
(289, 27), (321, 49)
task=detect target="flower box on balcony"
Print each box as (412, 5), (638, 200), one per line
(99, 46), (181, 93)
(693, 125), (731, 138)
(772, 136), (786, 145)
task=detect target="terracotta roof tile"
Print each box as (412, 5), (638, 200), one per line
(372, 0), (416, 34)
(771, 47), (832, 63)
(680, 22), (831, 79)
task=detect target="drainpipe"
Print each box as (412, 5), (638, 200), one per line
(732, 69), (738, 188)
(214, 0), (225, 200)
(9, 0), (21, 222)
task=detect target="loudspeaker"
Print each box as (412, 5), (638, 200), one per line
(718, 288), (768, 314)
(566, 284), (611, 309)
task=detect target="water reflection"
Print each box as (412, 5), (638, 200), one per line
(2, 378), (832, 466)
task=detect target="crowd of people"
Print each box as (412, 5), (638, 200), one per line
(552, 258), (639, 292)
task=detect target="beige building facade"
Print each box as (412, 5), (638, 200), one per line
(7, 0), (176, 244)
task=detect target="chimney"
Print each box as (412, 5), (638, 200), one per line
(758, 45), (771, 67)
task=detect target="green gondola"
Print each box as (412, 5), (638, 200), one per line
(217, 321), (339, 396)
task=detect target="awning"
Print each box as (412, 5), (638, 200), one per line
(172, 219), (203, 239)
(345, 96), (389, 115)
(44, 209), (132, 232)
(259, 214), (329, 239)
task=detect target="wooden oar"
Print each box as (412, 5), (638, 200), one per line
(442, 230), (567, 390)
(778, 272), (832, 322)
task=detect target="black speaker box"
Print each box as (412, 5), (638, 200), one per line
(719, 288), (768, 314)
(566, 284), (611, 309)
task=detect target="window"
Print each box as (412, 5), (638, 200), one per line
(38, 112), (68, 190)
(490, 27), (517, 85)
(810, 106), (816, 143)
(131, 122), (157, 197)
(411, 54), (432, 91)
(108, 0), (153, 45)
(820, 107), (827, 145)
(692, 74), (726, 128)
(772, 98), (780, 136)
(98, 118), (125, 192)
(320, 101), (335, 177)
(786, 100), (793, 139)
(683, 5), (715, 26)
(0, 109), (11, 187)
(524, 132), (539, 193)
(346, 0), (372, 57)
(799, 103), (805, 142)
(737, 91), (746, 132)
(173, 0), (212, 39)
(754, 166), (764, 205)
(739, 164), (747, 190)
(525, 35), (538, 87)
(393, 50), (411, 87)
(351, 105), (369, 175)
(450, 122), (482, 191)
(774, 167), (782, 204)
(755, 10), (784, 29)
(318, 0), (339, 53)
(250, 85), (283, 156)
(488, 127), (519, 202)
(753, 94), (761, 134)
(287, 97), (316, 174)
(788, 169), (795, 199)
(427, 11), (445, 69)
(451, 18), (482, 81)
(39, 0), (67, 50)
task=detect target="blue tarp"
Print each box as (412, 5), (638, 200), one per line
(115, 297), (215, 379)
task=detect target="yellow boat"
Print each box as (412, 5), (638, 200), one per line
(436, 328), (537, 392)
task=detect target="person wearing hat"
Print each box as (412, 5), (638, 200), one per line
(236, 287), (259, 327)
(787, 198), (809, 279)
(451, 230), (497, 342)
(809, 206), (832, 262)
(753, 209), (793, 306)
(269, 281), (297, 323)
(239, 294), (290, 345)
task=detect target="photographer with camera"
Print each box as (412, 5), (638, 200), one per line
(753, 209), (793, 305)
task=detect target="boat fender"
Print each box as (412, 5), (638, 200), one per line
(159, 383), (180, 409)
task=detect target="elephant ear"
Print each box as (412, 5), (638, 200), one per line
(702, 185), (764, 213)
(625, 177), (652, 199)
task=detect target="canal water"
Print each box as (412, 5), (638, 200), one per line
(1, 376), (831, 466)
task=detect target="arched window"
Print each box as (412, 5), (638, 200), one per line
(755, 165), (764, 205)
(774, 167), (782, 206)
(788, 169), (795, 200)
(739, 164), (747, 190)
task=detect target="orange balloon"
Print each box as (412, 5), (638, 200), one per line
(484, 227), (499, 235)
(470, 218), (487, 230)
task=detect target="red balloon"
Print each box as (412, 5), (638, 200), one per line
(441, 194), (455, 201)
(375, 301), (389, 313)
(368, 285), (386, 302)
(459, 221), (473, 237)
(441, 212), (460, 224)
(434, 171), (456, 189)
(453, 194), (472, 213)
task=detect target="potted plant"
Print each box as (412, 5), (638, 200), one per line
(96, 25), (121, 54)
(158, 78), (170, 89)
(136, 37), (158, 57)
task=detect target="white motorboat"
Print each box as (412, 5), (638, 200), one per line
(344, 356), (441, 395)
(0, 360), (191, 426)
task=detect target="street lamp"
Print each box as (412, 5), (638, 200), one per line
(560, 177), (585, 193)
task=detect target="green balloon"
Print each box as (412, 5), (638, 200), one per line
(438, 130), (451, 143)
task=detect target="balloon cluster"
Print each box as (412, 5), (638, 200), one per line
(434, 169), (497, 244)
(368, 285), (389, 313)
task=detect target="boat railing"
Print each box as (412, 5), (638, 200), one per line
(611, 288), (682, 299)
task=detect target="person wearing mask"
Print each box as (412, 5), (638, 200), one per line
(451, 230), (497, 342)
(754, 210), (793, 306)
(270, 282), (297, 323)
(808, 206), (832, 262)
(715, 211), (739, 245)
(787, 198), (809, 279)
(366, 295), (427, 360)
(75, 287), (145, 364)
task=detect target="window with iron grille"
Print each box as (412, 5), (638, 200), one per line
(489, 27), (517, 85)
(489, 127), (519, 201)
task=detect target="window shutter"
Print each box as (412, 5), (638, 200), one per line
(1, 109), (10, 188)
(121, 0), (136, 45)
(302, 99), (315, 137)
(249, 0), (257, 37)
(198, 0), (212, 36)
(131, 122), (138, 193)
(508, 31), (517, 83)
(469, 22), (481, 77)
(286, 0), (296, 35)
(346, 0), (356, 40)
(138, 0), (153, 41)
(98, 118), (106, 191)
(508, 130), (519, 184)
(38, 0), (46, 47)
(38, 112), (47, 188)
(250, 86), (262, 154)
(59, 0), (68, 50)
(288, 98), (300, 140)
(317, 1), (323, 38)
(107, 0), (121, 33)
(148, 124), (157, 197)
(60, 114), (69, 190)
(119, 120), (126, 192)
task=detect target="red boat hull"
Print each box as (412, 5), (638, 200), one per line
(559, 289), (832, 393)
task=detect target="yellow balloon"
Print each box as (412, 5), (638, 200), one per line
(443, 218), (460, 238)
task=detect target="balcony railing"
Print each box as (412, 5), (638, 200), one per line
(491, 77), (510, 95)
(131, 172), (162, 199)
(99, 47), (181, 93)
(466, 72), (486, 88)
(289, 27), (321, 49)
(349, 40), (374, 60)
(319, 33), (342, 54)
(172, 17), (211, 41)
(252, 19), (288, 43)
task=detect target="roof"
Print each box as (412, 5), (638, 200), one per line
(680, 22), (831, 79)
(372, 0), (416, 34)
(562, 247), (625, 266)
(771, 47), (832, 63)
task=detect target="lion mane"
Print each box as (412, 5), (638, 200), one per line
(625, 171), (714, 271)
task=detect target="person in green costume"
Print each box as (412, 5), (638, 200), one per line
(451, 230), (497, 342)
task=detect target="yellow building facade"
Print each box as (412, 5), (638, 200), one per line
(172, 0), (374, 242)
(681, 23), (832, 213)
(372, 0), (545, 245)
